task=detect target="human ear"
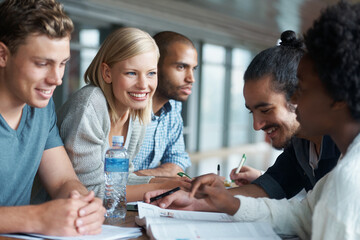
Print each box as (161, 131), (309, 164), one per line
(101, 62), (112, 84)
(0, 42), (9, 67)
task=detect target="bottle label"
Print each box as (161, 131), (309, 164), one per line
(104, 158), (129, 172)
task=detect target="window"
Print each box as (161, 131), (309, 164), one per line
(199, 44), (226, 151)
(228, 48), (253, 146)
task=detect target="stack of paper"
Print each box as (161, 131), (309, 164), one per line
(0, 225), (142, 240)
(136, 202), (281, 240)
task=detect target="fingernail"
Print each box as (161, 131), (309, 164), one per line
(79, 209), (85, 216)
(78, 227), (86, 234)
(76, 219), (83, 227)
(160, 203), (165, 208)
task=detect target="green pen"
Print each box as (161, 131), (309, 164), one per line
(232, 154), (247, 183)
(177, 172), (192, 179)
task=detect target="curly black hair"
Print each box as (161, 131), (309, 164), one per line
(305, 1), (360, 120)
(244, 30), (305, 101)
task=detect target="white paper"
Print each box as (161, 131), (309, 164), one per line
(137, 202), (281, 240)
(0, 225), (142, 240)
(148, 222), (281, 240)
(137, 202), (233, 222)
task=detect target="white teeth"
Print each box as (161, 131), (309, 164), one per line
(129, 93), (146, 98)
(266, 127), (276, 134)
(39, 89), (51, 94)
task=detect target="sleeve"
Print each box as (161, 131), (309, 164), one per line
(311, 163), (360, 240)
(44, 99), (64, 150)
(58, 100), (108, 199)
(126, 119), (155, 184)
(252, 143), (304, 199)
(160, 104), (191, 170)
(127, 173), (154, 185)
(232, 193), (313, 240)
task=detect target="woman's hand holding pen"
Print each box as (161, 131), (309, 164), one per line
(229, 166), (262, 186)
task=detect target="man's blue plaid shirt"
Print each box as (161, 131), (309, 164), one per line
(132, 100), (191, 171)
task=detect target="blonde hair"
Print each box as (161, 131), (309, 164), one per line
(84, 27), (159, 124)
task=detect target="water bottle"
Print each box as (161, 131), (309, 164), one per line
(103, 136), (129, 222)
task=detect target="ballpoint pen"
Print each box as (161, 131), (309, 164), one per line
(150, 187), (181, 203)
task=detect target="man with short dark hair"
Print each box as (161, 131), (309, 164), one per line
(0, 0), (105, 236)
(133, 31), (198, 177)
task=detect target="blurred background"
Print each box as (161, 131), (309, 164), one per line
(52, 0), (348, 178)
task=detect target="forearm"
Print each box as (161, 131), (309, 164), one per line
(127, 183), (167, 202)
(0, 205), (42, 234)
(126, 179), (188, 202)
(52, 179), (89, 199)
(135, 163), (183, 177)
(228, 184), (269, 198)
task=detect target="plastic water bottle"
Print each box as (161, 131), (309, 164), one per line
(103, 136), (129, 222)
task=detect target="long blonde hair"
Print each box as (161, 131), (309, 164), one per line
(84, 27), (159, 124)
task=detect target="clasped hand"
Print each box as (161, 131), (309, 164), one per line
(37, 191), (105, 236)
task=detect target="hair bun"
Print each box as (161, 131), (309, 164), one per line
(280, 30), (304, 48)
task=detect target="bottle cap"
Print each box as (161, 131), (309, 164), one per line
(112, 136), (124, 144)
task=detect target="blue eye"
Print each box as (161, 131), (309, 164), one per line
(148, 71), (157, 77)
(126, 72), (136, 76)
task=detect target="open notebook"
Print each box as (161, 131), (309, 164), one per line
(136, 202), (281, 240)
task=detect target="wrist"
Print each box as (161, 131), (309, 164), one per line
(224, 196), (240, 216)
(22, 204), (43, 234)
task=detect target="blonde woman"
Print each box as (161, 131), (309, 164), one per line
(56, 27), (187, 202)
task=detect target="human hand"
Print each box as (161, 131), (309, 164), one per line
(156, 178), (192, 192)
(229, 165), (261, 186)
(190, 174), (240, 215)
(34, 198), (90, 236)
(70, 191), (106, 235)
(144, 189), (199, 210)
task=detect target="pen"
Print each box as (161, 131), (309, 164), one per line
(217, 164), (220, 176)
(150, 187), (181, 203)
(177, 172), (192, 179)
(235, 154), (247, 174)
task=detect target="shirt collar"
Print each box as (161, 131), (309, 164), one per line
(151, 101), (173, 121)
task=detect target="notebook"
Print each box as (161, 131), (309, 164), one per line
(135, 202), (281, 240)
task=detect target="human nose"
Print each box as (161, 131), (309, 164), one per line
(47, 66), (63, 86)
(185, 69), (195, 83)
(252, 114), (266, 131)
(136, 74), (148, 89)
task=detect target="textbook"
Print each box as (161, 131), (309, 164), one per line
(135, 202), (281, 240)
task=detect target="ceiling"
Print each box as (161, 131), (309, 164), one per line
(60, 0), (359, 50)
